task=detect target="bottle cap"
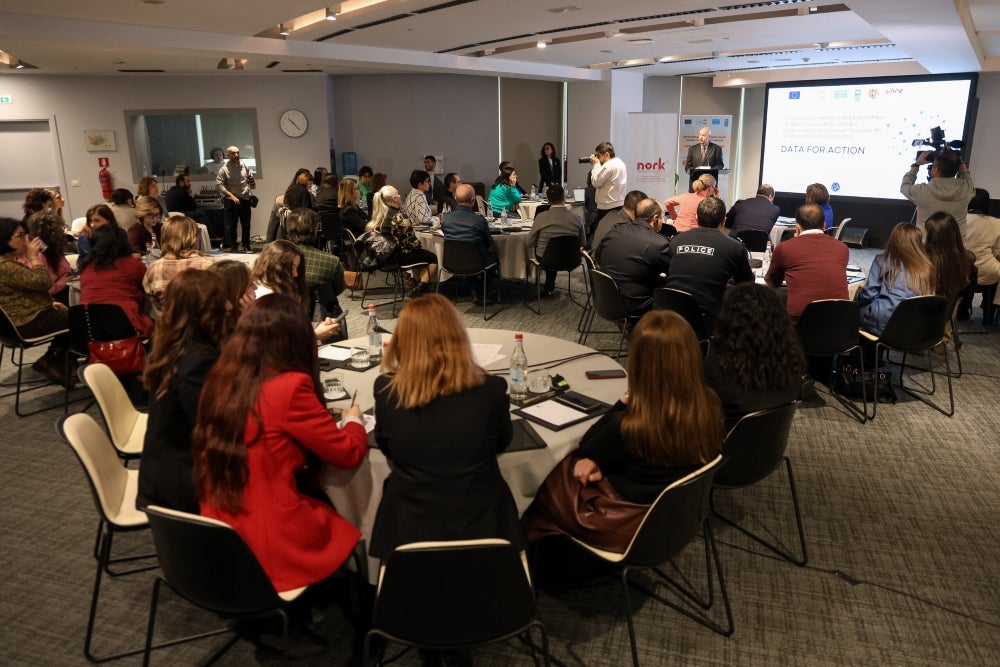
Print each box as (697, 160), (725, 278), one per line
(368, 304), (376, 312)
(515, 332), (523, 341)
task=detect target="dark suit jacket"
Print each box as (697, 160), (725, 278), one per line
(726, 195), (781, 235)
(426, 173), (446, 207)
(538, 156), (561, 188)
(163, 185), (197, 213)
(686, 141), (724, 189)
(442, 205), (495, 264)
(370, 374), (523, 559)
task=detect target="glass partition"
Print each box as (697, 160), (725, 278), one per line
(124, 108), (262, 183)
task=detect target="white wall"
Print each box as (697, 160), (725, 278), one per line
(501, 78), (562, 190)
(330, 74), (499, 193)
(968, 73), (1000, 198)
(566, 79), (612, 190)
(0, 75), (331, 234)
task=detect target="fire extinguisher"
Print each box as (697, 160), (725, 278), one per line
(99, 167), (113, 200)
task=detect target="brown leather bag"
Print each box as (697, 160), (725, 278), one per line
(523, 457), (649, 554)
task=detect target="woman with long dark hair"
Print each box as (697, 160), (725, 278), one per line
(538, 142), (561, 190)
(857, 222), (936, 335)
(78, 225), (152, 337)
(193, 293), (367, 591)
(137, 269), (234, 513)
(704, 283), (805, 426)
(488, 165), (522, 217)
(23, 211), (72, 304)
(369, 294), (521, 559)
(76, 204), (125, 259)
(209, 259), (255, 319)
(524, 310), (723, 553)
(337, 178), (366, 237)
(924, 211), (977, 297)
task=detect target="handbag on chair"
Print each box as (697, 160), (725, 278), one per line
(84, 306), (146, 375)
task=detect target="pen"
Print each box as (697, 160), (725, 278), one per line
(350, 389), (358, 407)
(519, 389), (558, 407)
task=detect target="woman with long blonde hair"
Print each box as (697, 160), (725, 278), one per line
(369, 294), (521, 559)
(664, 173), (717, 232)
(857, 222), (935, 335)
(525, 310), (724, 553)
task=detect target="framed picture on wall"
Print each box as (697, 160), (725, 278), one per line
(84, 130), (116, 152)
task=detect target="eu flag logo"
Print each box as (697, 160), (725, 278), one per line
(789, 91), (800, 99)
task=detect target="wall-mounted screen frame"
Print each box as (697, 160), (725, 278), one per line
(124, 108), (263, 183)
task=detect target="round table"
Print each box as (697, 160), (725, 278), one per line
(417, 229), (535, 281)
(318, 328), (627, 582)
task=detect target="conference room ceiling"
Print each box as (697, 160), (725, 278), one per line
(0, 0), (996, 82)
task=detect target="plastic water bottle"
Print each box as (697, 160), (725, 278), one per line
(762, 240), (773, 276)
(509, 333), (528, 401)
(485, 202), (494, 222)
(500, 207), (508, 228)
(530, 185), (537, 199)
(150, 232), (161, 259)
(143, 243), (154, 266)
(367, 304), (382, 361)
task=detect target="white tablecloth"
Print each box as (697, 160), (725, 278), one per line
(771, 217), (797, 249)
(318, 328), (627, 582)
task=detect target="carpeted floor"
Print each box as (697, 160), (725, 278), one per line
(2, 248), (998, 666)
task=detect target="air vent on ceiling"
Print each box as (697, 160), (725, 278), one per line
(266, 61), (280, 69)
(118, 69), (165, 73)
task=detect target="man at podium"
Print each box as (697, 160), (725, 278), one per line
(685, 127), (724, 192)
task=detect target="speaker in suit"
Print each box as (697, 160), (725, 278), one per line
(686, 128), (725, 192)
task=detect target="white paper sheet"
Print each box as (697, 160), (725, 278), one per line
(319, 345), (353, 361)
(472, 343), (505, 367)
(339, 413), (376, 434)
(520, 400), (588, 427)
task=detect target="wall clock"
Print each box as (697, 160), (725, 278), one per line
(280, 109), (308, 138)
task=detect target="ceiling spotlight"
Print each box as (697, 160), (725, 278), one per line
(687, 18), (705, 27)
(14, 59), (24, 69)
(483, 48), (495, 56)
(325, 7), (337, 21)
(537, 40), (547, 49)
(278, 23), (290, 36)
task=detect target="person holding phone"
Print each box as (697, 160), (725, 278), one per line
(524, 310), (723, 555)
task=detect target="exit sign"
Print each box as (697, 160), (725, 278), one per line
(0, 95), (12, 104)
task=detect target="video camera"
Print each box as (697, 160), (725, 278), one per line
(912, 126), (964, 163)
(578, 156), (592, 164)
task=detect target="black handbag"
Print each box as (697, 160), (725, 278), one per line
(355, 230), (398, 270)
(834, 359), (897, 403)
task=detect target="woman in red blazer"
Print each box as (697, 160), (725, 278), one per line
(193, 293), (367, 593)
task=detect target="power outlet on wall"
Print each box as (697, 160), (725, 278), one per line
(71, 180), (80, 187)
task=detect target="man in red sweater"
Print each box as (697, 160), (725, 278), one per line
(765, 203), (849, 321)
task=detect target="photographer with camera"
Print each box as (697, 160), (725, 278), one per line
(901, 149), (974, 235)
(586, 141), (627, 225)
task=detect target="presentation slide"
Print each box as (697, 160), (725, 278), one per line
(760, 75), (975, 201)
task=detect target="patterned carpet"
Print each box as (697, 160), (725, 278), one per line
(2, 248), (998, 666)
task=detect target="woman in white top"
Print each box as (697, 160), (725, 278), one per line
(403, 169), (437, 228)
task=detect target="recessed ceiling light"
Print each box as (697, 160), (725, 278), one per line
(325, 7), (337, 21)
(537, 40), (547, 49)
(628, 39), (654, 46)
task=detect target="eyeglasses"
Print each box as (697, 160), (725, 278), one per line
(145, 214), (162, 220)
(12, 231), (27, 238)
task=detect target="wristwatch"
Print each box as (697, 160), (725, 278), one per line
(910, 162), (920, 169)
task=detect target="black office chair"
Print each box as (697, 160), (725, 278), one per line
(796, 299), (866, 423)
(526, 235), (583, 315)
(734, 230), (769, 252)
(652, 288), (710, 349)
(143, 505), (315, 666)
(363, 539), (549, 666)
(659, 223), (678, 239)
(437, 239), (504, 320)
(0, 304), (73, 417)
(579, 269), (632, 360)
(567, 456), (731, 666)
(860, 295), (953, 419)
(318, 207), (342, 254)
(826, 217), (852, 240)
(358, 248), (429, 318)
(710, 403), (806, 566)
(533, 203), (551, 216)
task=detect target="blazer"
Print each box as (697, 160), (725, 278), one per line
(538, 156), (561, 188)
(137, 343), (217, 513)
(726, 195), (781, 235)
(686, 141), (724, 174)
(200, 372), (368, 592)
(370, 374), (523, 559)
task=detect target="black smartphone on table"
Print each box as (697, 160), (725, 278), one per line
(585, 369), (626, 380)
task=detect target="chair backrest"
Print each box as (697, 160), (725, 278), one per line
(621, 455), (723, 567)
(879, 295), (949, 352)
(83, 363), (142, 451)
(0, 304), (25, 347)
(372, 539), (537, 646)
(144, 506), (289, 614)
(68, 304), (137, 355)
(735, 229), (769, 252)
(588, 269), (629, 322)
(660, 223), (678, 239)
(714, 403), (797, 488)
(538, 234), (582, 271)
(652, 288), (709, 340)
(442, 239), (487, 276)
(58, 413), (136, 526)
(796, 299), (861, 355)
(534, 203), (551, 216)
(829, 217), (852, 239)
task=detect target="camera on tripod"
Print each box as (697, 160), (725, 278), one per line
(911, 126), (964, 163)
